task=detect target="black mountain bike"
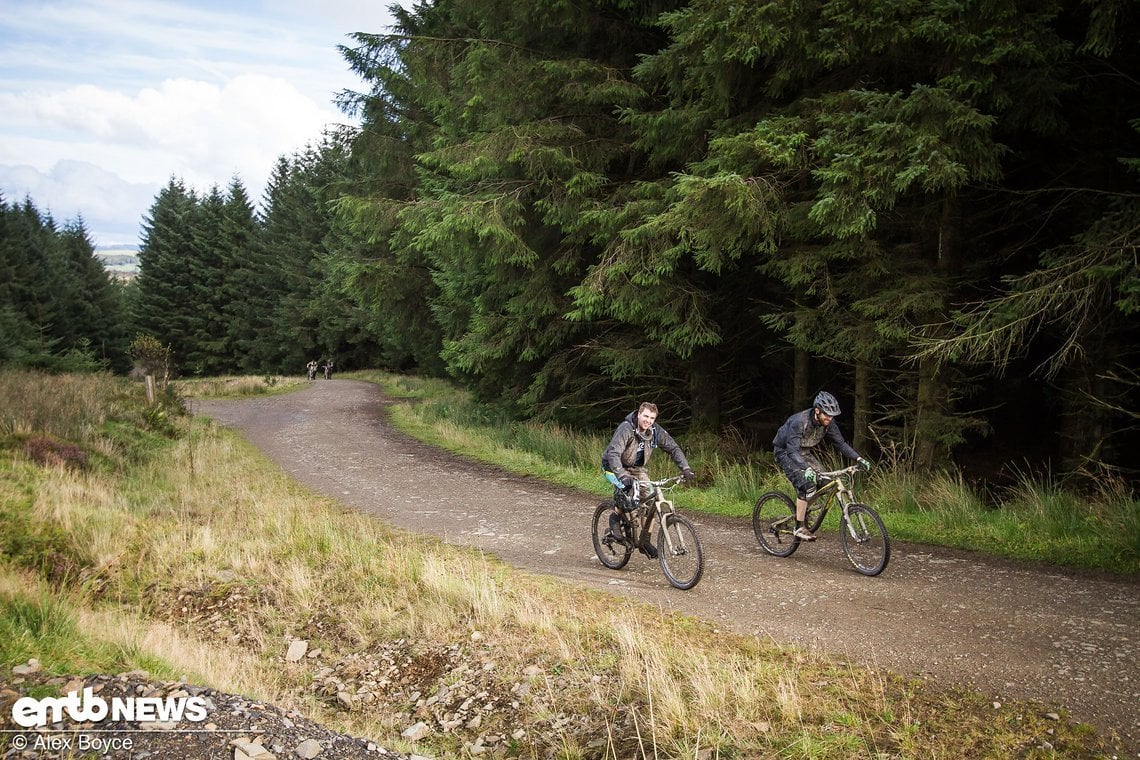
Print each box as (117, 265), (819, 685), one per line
(591, 475), (704, 590)
(752, 465), (891, 576)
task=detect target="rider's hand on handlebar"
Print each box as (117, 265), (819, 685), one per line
(682, 467), (695, 482)
(619, 474), (634, 490)
(803, 467), (816, 483)
(857, 457), (872, 472)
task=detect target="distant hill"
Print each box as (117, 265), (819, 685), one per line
(95, 246), (139, 280)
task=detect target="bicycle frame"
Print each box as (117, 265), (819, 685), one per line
(808, 465), (863, 540)
(633, 475), (685, 553)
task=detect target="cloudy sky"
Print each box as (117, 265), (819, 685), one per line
(0, 0), (408, 248)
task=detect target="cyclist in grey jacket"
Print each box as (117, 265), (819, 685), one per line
(773, 391), (871, 541)
(602, 402), (695, 558)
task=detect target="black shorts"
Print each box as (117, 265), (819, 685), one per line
(776, 451), (823, 499)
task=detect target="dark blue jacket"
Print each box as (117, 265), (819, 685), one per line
(773, 408), (860, 470)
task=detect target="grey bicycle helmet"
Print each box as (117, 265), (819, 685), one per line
(813, 391), (842, 416)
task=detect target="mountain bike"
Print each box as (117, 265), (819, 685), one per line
(751, 464), (890, 576)
(591, 474), (704, 590)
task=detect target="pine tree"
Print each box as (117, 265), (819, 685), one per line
(336, 0), (675, 419)
(132, 178), (199, 372)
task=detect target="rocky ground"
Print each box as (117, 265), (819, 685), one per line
(1, 664), (397, 759)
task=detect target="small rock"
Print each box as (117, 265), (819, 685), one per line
(402, 721), (431, 741)
(286, 640), (309, 662)
(1044, 712), (1060, 721)
(336, 691), (355, 710)
(294, 738), (322, 758)
(992, 702), (1001, 709)
(12, 660), (41, 676)
(231, 738), (276, 759)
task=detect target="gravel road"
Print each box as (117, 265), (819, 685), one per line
(193, 380), (1140, 755)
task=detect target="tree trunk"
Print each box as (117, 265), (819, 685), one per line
(911, 199), (958, 471)
(688, 348), (721, 434)
(794, 348), (810, 409)
(1056, 348), (1110, 472)
(914, 356), (950, 470)
(854, 361), (870, 453)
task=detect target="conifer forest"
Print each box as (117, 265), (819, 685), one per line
(3, 0), (1138, 484)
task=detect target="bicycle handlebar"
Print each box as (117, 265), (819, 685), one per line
(637, 474), (686, 488)
(815, 464), (862, 479)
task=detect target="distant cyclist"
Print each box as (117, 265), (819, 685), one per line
(772, 391), (871, 541)
(602, 402), (695, 558)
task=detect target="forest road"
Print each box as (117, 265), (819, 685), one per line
(193, 380), (1139, 755)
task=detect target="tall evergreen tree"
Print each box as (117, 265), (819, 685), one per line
(132, 178), (199, 370)
(218, 177), (261, 371)
(337, 0), (679, 420)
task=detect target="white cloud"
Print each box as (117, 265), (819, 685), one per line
(0, 0), (409, 247)
(0, 160), (156, 245)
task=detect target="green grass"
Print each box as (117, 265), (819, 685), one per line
(0, 580), (177, 682)
(355, 370), (1140, 575)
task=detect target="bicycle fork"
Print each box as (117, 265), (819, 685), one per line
(656, 503), (689, 556)
(840, 501), (871, 543)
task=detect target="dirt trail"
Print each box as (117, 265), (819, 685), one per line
(193, 380), (1140, 755)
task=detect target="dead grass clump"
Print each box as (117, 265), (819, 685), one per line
(21, 436), (88, 470)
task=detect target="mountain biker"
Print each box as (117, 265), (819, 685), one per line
(773, 391), (872, 541)
(602, 402), (695, 558)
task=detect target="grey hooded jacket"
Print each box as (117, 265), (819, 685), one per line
(601, 410), (691, 479)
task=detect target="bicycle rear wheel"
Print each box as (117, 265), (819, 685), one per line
(752, 491), (800, 557)
(657, 513), (703, 590)
(591, 502), (632, 569)
(840, 503), (891, 576)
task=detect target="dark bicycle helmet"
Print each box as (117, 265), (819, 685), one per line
(813, 391), (842, 416)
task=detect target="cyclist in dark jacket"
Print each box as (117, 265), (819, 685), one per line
(773, 391), (871, 541)
(602, 402), (695, 558)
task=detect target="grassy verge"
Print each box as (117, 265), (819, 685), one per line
(0, 370), (1122, 758)
(351, 371), (1139, 576)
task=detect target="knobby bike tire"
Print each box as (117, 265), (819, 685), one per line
(591, 501), (632, 570)
(657, 513), (703, 590)
(752, 491), (801, 557)
(840, 502), (891, 576)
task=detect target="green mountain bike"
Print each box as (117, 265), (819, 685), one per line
(752, 464), (891, 576)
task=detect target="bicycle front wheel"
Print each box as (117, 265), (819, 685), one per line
(591, 502), (632, 570)
(752, 491), (800, 557)
(657, 513), (703, 590)
(840, 503), (891, 576)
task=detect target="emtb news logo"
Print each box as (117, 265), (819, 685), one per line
(11, 687), (209, 728)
